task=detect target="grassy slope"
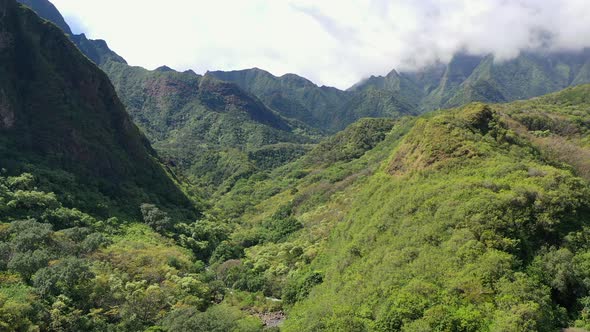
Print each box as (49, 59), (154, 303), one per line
(285, 105), (588, 331)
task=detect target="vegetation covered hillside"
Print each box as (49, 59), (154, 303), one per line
(0, 0), (194, 219)
(284, 105), (589, 331)
(0, 1), (250, 331)
(16, 0), (71, 34)
(0, 2), (269, 330)
(209, 85), (590, 331)
(0, 170), (270, 331)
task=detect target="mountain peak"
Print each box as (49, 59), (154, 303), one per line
(155, 65), (176, 72)
(183, 69), (198, 76)
(17, 0), (72, 35)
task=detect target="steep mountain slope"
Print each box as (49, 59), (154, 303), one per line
(0, 0), (194, 218)
(16, 0), (70, 34)
(213, 85), (590, 331)
(348, 69), (425, 106)
(15, 0), (126, 65)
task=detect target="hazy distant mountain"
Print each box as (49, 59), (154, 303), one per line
(352, 51), (590, 111)
(210, 49), (590, 132)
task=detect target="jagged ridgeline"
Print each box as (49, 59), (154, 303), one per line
(207, 68), (419, 133)
(0, 0), (195, 218)
(208, 51), (590, 133)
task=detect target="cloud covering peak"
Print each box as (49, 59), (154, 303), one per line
(52, 0), (590, 89)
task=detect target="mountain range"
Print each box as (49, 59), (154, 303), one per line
(18, 0), (590, 197)
(212, 51), (590, 130)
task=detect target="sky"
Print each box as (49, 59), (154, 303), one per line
(51, 0), (590, 89)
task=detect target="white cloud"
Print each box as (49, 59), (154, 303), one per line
(51, 0), (590, 89)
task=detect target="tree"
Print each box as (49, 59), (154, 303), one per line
(0, 292), (38, 331)
(49, 295), (91, 332)
(32, 257), (94, 302)
(141, 204), (174, 233)
(175, 219), (231, 261)
(7, 249), (50, 282)
(162, 305), (262, 332)
(120, 282), (169, 330)
(9, 220), (52, 252)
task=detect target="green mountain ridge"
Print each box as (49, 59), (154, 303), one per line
(99, 61), (319, 195)
(207, 68), (351, 131)
(15, 0), (71, 34)
(209, 50), (590, 134)
(14, 0), (127, 66)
